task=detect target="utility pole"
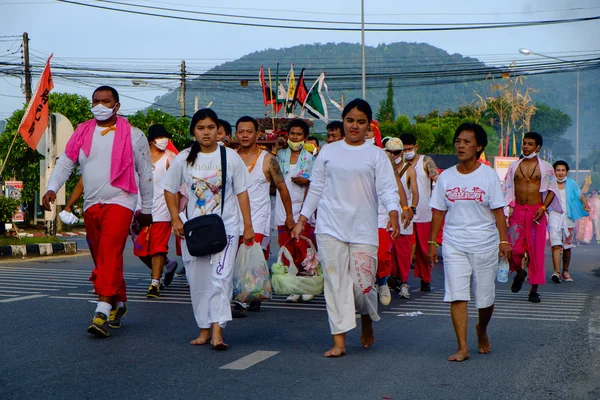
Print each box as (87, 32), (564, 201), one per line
(360, 0), (366, 100)
(180, 60), (186, 117)
(23, 32), (32, 103)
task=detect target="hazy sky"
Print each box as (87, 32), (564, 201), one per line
(1, 0), (599, 119)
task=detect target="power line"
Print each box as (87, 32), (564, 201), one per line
(56, 0), (600, 32)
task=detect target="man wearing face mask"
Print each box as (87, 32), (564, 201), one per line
(548, 161), (589, 283)
(385, 138), (419, 299)
(42, 86), (154, 337)
(399, 133), (439, 292)
(503, 132), (561, 303)
(276, 119), (316, 302)
(132, 124), (179, 298)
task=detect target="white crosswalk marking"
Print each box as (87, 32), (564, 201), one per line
(0, 265), (588, 322)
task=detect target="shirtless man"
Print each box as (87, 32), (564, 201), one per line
(399, 133), (439, 292)
(236, 116), (295, 310)
(503, 132), (561, 303)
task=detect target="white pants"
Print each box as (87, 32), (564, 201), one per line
(442, 242), (498, 309)
(549, 211), (575, 249)
(182, 235), (239, 329)
(317, 234), (379, 335)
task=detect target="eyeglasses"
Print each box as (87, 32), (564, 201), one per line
(389, 150), (402, 156)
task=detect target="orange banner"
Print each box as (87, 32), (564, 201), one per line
(18, 54), (54, 150)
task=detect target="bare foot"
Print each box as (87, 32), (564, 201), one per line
(476, 324), (491, 354)
(211, 324), (228, 350)
(447, 349), (470, 362)
(360, 315), (375, 348)
(190, 328), (211, 345)
(324, 347), (346, 357)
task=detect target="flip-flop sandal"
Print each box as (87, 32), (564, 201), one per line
(190, 337), (211, 345)
(551, 273), (561, 284)
(212, 343), (229, 351)
(511, 270), (527, 293)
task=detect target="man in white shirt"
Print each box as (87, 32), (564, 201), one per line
(276, 119), (316, 302)
(235, 116), (295, 311)
(42, 86), (154, 338)
(549, 160), (590, 283)
(133, 124), (178, 299)
(400, 133), (439, 292)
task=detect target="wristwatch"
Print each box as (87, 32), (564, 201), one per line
(410, 205), (417, 214)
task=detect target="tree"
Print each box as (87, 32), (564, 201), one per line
(127, 109), (190, 150)
(375, 76), (396, 122)
(0, 93), (93, 222)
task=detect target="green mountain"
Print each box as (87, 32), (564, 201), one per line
(152, 41), (599, 156)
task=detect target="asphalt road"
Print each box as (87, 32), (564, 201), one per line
(1, 237), (599, 400)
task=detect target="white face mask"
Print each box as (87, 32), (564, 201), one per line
(394, 156), (403, 165)
(522, 151), (538, 160)
(557, 177), (567, 183)
(91, 104), (115, 122)
(404, 150), (416, 160)
(154, 138), (169, 151)
(365, 138), (375, 145)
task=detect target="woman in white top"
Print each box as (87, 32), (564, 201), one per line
(292, 99), (401, 357)
(162, 109), (254, 350)
(428, 122), (511, 362)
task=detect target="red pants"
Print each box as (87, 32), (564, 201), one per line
(413, 222), (432, 283)
(377, 228), (393, 279)
(278, 224), (312, 270)
(391, 234), (412, 282)
(84, 204), (133, 302)
(508, 203), (547, 285)
(133, 221), (171, 257)
(238, 233), (270, 260)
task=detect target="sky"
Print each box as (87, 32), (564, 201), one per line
(1, 0), (599, 120)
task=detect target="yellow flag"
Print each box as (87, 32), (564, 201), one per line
(286, 64), (296, 100)
(512, 132), (517, 157)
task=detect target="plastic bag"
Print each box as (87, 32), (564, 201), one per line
(233, 242), (272, 303)
(271, 236), (324, 296)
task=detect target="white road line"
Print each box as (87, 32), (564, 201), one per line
(0, 294), (48, 303)
(0, 294), (17, 297)
(0, 286), (60, 291)
(0, 290), (43, 294)
(0, 277), (93, 285)
(219, 351), (280, 370)
(0, 267), (148, 278)
(49, 296), (192, 305)
(389, 303), (586, 311)
(380, 311), (579, 322)
(0, 283), (76, 289)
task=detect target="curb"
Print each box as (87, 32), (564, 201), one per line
(0, 241), (78, 258)
(16, 231), (87, 238)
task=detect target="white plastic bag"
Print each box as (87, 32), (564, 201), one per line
(233, 242), (272, 303)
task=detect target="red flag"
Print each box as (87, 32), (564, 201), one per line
(18, 54), (54, 150)
(294, 68), (308, 105)
(370, 120), (383, 147)
(166, 139), (179, 154)
(259, 66), (281, 113)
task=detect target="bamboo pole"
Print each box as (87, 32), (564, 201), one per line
(267, 67), (276, 131)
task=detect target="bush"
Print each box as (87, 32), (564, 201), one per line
(0, 197), (22, 223)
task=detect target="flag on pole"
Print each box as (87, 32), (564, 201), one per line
(285, 64), (296, 115)
(323, 79), (343, 112)
(275, 63), (286, 106)
(293, 68), (308, 107)
(259, 66), (280, 112)
(18, 54), (54, 150)
(300, 72), (328, 122)
(511, 131), (517, 157)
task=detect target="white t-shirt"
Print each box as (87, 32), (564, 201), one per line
(300, 140), (400, 247)
(161, 147), (250, 236)
(151, 154), (171, 222)
(551, 188), (576, 228)
(429, 164), (505, 253)
(48, 125), (153, 213)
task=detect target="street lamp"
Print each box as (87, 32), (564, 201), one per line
(519, 48), (581, 182)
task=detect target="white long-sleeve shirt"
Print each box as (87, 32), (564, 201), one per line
(47, 125), (154, 214)
(300, 140), (400, 247)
